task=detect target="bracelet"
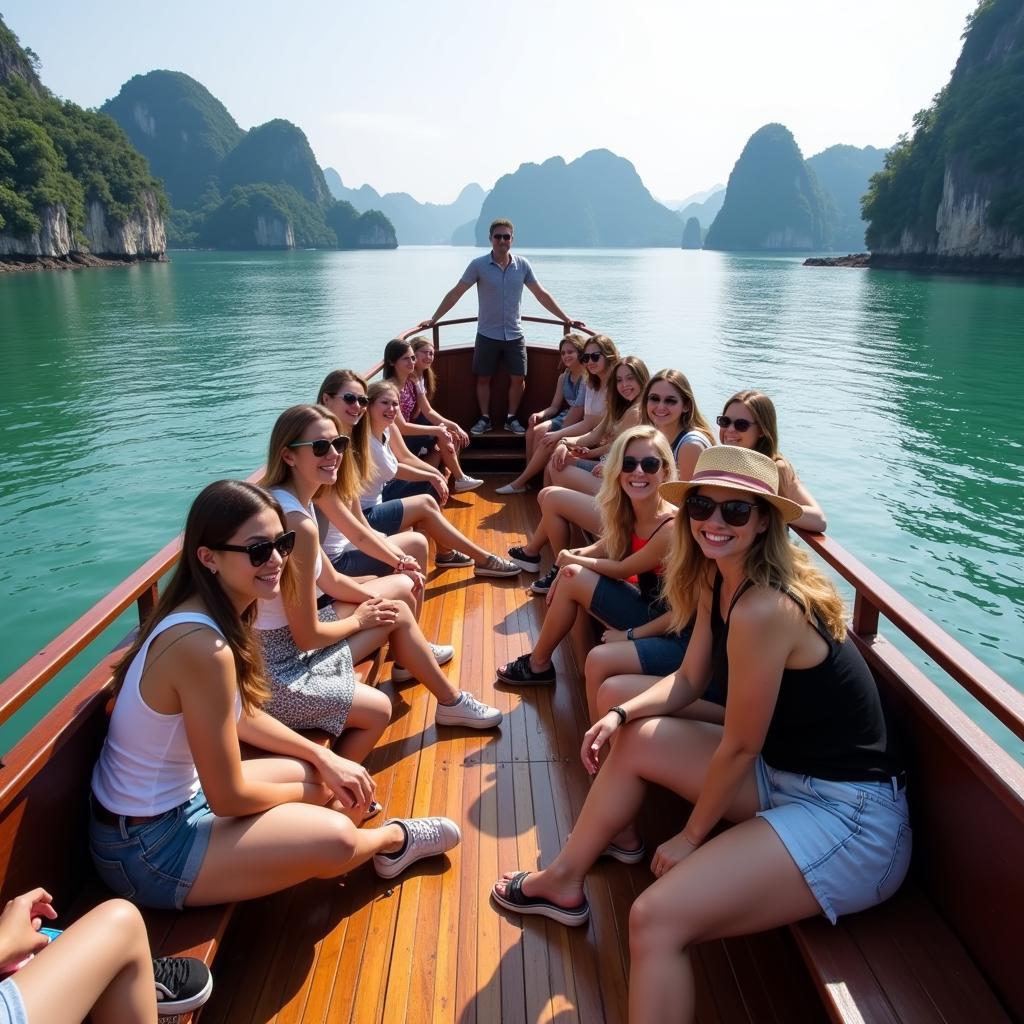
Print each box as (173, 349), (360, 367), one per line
(626, 627), (635, 641)
(609, 705), (628, 725)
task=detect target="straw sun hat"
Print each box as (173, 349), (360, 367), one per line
(659, 446), (803, 523)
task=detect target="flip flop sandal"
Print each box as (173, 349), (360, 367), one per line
(362, 801), (383, 824)
(491, 871), (590, 927)
(601, 840), (646, 865)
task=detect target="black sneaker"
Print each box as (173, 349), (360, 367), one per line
(530, 565), (559, 595)
(154, 956), (213, 1017)
(508, 545), (541, 572)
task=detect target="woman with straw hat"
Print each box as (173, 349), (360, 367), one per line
(492, 446), (909, 1024)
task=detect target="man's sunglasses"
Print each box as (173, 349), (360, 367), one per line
(337, 392), (368, 408)
(716, 415), (756, 432)
(287, 435), (349, 457)
(621, 456), (663, 474)
(211, 531), (296, 567)
(492, 233), (512, 241)
(580, 352), (604, 363)
(685, 494), (761, 527)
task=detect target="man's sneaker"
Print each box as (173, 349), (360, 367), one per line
(373, 816), (462, 879)
(434, 691), (503, 729)
(435, 549), (474, 569)
(505, 415), (527, 435)
(470, 416), (492, 435)
(474, 554), (522, 578)
(530, 565), (560, 595)
(495, 482), (528, 495)
(508, 545), (541, 572)
(154, 956), (213, 1017)
(452, 475), (484, 494)
(392, 643), (455, 682)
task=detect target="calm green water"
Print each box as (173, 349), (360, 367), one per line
(1, 248), (1022, 755)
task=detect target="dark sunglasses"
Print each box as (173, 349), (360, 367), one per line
(685, 494), (761, 527)
(716, 415), (756, 432)
(337, 392), (368, 408)
(211, 531), (296, 567)
(580, 351), (604, 363)
(647, 392), (680, 406)
(492, 233), (512, 240)
(621, 456), (663, 474)
(288, 435), (349, 457)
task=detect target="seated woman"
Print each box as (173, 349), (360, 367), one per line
(314, 369), (430, 589)
(383, 338), (482, 494)
(496, 426), (680, 686)
(641, 368), (715, 479)
(356, 382), (520, 578)
(410, 335), (471, 456)
(492, 447), (909, 1024)
(718, 389), (826, 532)
(496, 333), (587, 495)
(0, 892), (211, 1020)
(546, 356), (649, 497)
(89, 480), (463, 922)
(256, 404), (503, 730)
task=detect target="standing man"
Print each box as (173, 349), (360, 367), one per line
(421, 219), (580, 435)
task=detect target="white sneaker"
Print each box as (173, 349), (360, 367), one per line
(495, 482), (528, 495)
(393, 643), (455, 681)
(373, 816), (462, 879)
(452, 476), (484, 493)
(434, 691), (502, 729)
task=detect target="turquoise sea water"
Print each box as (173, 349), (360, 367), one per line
(1, 248), (1022, 754)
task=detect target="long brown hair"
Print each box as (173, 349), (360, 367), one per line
(642, 369), (714, 445)
(602, 355), (649, 430)
(382, 339), (412, 382)
(316, 370), (370, 497)
(261, 404), (346, 501)
(583, 334), (619, 390)
(410, 336), (438, 399)
(663, 496), (846, 640)
(111, 480), (281, 712)
(722, 389), (780, 458)
(595, 426), (676, 560)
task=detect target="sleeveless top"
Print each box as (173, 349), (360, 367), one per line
(671, 428), (712, 459)
(563, 370), (586, 408)
(398, 377), (419, 420)
(583, 384), (607, 419)
(254, 488), (322, 631)
(360, 428), (400, 507)
(626, 516), (673, 603)
(91, 612), (241, 815)
(708, 574), (901, 782)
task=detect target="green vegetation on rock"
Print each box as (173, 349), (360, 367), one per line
(863, 0), (1024, 253)
(807, 145), (887, 251)
(705, 124), (833, 251)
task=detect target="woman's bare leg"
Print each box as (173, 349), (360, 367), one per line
(520, 487), (602, 559)
(398, 495), (495, 565)
(14, 899), (156, 1024)
(550, 462), (602, 496)
(628, 819), (818, 1024)
(391, 531), (430, 615)
(528, 565), (601, 670)
(509, 426), (553, 489)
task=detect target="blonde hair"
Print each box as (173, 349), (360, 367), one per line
(261, 404), (347, 501)
(367, 379), (401, 421)
(664, 497), (846, 640)
(642, 369), (714, 445)
(595, 426), (676, 560)
(316, 369), (370, 498)
(410, 336), (438, 398)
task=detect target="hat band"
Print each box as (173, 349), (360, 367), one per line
(690, 468), (777, 498)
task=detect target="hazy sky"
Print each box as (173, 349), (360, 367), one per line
(4, 1), (979, 204)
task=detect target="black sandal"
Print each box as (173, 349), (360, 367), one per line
(491, 871), (590, 926)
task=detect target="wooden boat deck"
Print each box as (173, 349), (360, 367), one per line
(201, 486), (825, 1024)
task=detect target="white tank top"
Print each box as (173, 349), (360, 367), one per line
(359, 428), (399, 507)
(91, 612), (240, 816)
(255, 487), (323, 630)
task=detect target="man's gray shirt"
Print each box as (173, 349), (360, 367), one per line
(460, 253), (537, 341)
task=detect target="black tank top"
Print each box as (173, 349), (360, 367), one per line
(708, 574), (901, 782)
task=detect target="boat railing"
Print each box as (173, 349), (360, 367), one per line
(396, 314), (596, 348)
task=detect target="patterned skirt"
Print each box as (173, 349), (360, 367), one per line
(257, 605), (356, 736)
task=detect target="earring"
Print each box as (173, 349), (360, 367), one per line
(209, 566), (217, 575)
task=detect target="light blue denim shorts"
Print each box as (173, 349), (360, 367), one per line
(754, 759), (912, 924)
(0, 978), (27, 1024)
(88, 788), (215, 910)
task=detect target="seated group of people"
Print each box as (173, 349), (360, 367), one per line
(21, 333), (910, 1024)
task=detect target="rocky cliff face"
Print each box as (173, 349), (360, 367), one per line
(253, 215), (295, 249)
(0, 205), (72, 256)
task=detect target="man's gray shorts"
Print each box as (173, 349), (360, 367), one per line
(473, 332), (527, 377)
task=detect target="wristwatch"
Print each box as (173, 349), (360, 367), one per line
(626, 627), (635, 641)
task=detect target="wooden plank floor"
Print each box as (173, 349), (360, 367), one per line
(201, 486), (825, 1024)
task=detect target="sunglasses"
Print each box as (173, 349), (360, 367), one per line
(647, 393), (680, 406)
(621, 456), (663, 474)
(337, 392), (368, 408)
(717, 415), (756, 432)
(492, 233), (512, 241)
(288, 435), (349, 457)
(685, 494), (761, 527)
(580, 352), (604, 363)
(211, 531), (296, 567)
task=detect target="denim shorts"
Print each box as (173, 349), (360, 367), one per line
(634, 616), (694, 678)
(331, 547), (392, 578)
(754, 760), (912, 924)
(382, 478), (435, 502)
(0, 979), (26, 1024)
(362, 500), (406, 536)
(88, 789), (215, 910)
(589, 576), (664, 631)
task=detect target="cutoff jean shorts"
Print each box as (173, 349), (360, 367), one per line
(0, 979), (26, 1024)
(754, 759), (912, 924)
(88, 788), (215, 910)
